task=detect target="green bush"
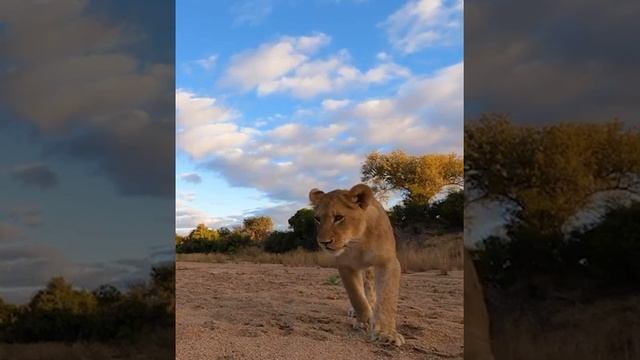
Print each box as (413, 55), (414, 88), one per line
(431, 190), (464, 228)
(0, 265), (175, 343)
(389, 201), (430, 227)
(176, 232), (253, 253)
(263, 231), (298, 253)
(388, 190), (463, 229)
(566, 202), (640, 286)
(288, 208), (318, 251)
(475, 202), (640, 291)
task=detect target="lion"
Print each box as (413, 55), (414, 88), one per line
(309, 183), (405, 346)
(464, 248), (495, 360)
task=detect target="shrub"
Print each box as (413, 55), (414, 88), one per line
(475, 201), (640, 291)
(264, 231), (298, 253)
(389, 201), (430, 227)
(566, 202), (640, 286)
(431, 190), (464, 228)
(288, 208), (318, 251)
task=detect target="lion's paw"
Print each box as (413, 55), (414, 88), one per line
(347, 307), (356, 318)
(368, 328), (405, 347)
(352, 320), (368, 332)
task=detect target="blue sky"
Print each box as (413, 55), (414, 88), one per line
(176, 0), (464, 233)
(0, 0), (174, 303)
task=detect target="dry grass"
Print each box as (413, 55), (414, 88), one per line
(489, 295), (640, 360)
(0, 329), (174, 360)
(176, 232), (463, 273)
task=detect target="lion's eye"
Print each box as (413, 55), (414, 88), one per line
(314, 216), (321, 224)
(334, 215), (344, 223)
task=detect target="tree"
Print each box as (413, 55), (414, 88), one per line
(188, 223), (218, 241)
(93, 284), (122, 306)
(242, 216), (274, 242)
(362, 150), (463, 204)
(288, 208), (318, 251)
(0, 297), (16, 331)
(217, 226), (232, 237)
(465, 114), (640, 233)
(264, 231), (297, 253)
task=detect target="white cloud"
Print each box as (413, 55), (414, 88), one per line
(195, 54), (218, 71)
(176, 89), (239, 129)
(223, 33), (330, 91)
(177, 62), (462, 226)
(222, 34), (410, 98)
(381, 0), (463, 54)
(322, 98), (351, 111)
(175, 201), (239, 235)
(346, 62), (463, 153)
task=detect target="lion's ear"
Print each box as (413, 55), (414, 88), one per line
(348, 183), (373, 209)
(309, 188), (325, 206)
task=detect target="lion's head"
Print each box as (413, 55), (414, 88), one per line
(308, 183), (374, 256)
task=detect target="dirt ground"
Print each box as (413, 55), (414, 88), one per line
(177, 261), (463, 360)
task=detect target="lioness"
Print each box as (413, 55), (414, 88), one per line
(309, 183), (405, 346)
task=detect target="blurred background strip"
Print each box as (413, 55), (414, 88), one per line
(0, 1), (176, 359)
(465, 1), (640, 359)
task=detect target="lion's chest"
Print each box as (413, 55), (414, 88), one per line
(336, 246), (375, 270)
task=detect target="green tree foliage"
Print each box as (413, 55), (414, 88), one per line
(362, 150), (463, 204)
(468, 116), (640, 293)
(0, 265), (175, 343)
(466, 114), (640, 233)
(188, 223), (219, 241)
(263, 231), (298, 253)
(389, 190), (464, 229)
(176, 218), (273, 254)
(567, 202), (640, 286)
(287, 208), (318, 251)
(217, 227), (232, 237)
(431, 190), (464, 228)
(242, 216), (274, 242)
(0, 298), (17, 340)
(263, 209), (319, 253)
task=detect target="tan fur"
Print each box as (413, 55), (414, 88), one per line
(464, 248), (495, 360)
(309, 184), (405, 346)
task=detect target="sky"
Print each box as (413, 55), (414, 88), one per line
(176, 0), (464, 234)
(0, 0), (175, 303)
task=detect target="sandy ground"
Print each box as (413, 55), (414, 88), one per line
(177, 262), (463, 360)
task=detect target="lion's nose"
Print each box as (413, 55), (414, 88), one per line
(319, 238), (333, 245)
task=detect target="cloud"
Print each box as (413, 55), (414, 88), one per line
(180, 172), (202, 184)
(243, 202), (308, 230)
(222, 34), (410, 98)
(222, 33), (329, 91)
(381, 0), (463, 54)
(347, 62), (463, 153)
(178, 191), (196, 202)
(230, 0), (274, 26)
(0, 240), (169, 304)
(195, 54), (218, 71)
(7, 206), (44, 228)
(322, 99), (351, 111)
(465, 0), (640, 124)
(177, 62), (462, 223)
(0, 0), (174, 197)
(176, 200), (241, 235)
(10, 163), (59, 190)
(0, 223), (25, 242)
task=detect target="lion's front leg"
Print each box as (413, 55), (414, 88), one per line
(338, 266), (372, 331)
(370, 259), (405, 346)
